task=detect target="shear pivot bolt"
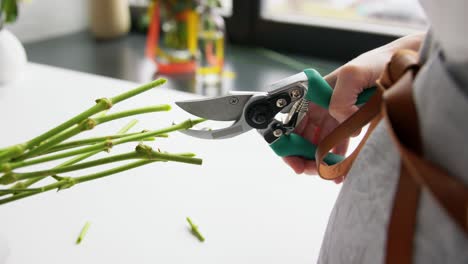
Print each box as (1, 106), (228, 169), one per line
(273, 129), (283, 137)
(276, 98), (287, 108)
(291, 89), (301, 99)
(229, 97), (239, 105)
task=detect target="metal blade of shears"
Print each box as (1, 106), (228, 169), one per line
(177, 119), (252, 139)
(175, 94), (255, 121)
(175, 93), (259, 139)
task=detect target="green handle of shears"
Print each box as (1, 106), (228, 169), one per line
(304, 68), (376, 108)
(270, 69), (377, 165)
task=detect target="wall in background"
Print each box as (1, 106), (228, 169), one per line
(6, 0), (89, 43)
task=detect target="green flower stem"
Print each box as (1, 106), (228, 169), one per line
(0, 103), (107, 163)
(4, 150), (101, 192)
(72, 160), (153, 184)
(18, 125), (90, 162)
(0, 188), (42, 194)
(2, 152), (139, 184)
(0, 152), (197, 205)
(118, 119), (138, 133)
(6, 148), (99, 172)
(0, 79), (166, 163)
(9, 150), (194, 193)
(94, 110), (109, 118)
(2, 119), (205, 172)
(94, 105), (171, 124)
(17, 105), (171, 161)
(0, 160), (156, 205)
(25, 101), (111, 148)
(9, 120), (141, 190)
(0, 147), (202, 184)
(111, 119), (206, 146)
(63, 153), (196, 185)
(0, 144), (27, 164)
(110, 79), (166, 104)
(45, 136), (158, 155)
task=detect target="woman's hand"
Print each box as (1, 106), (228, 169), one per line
(283, 33), (425, 183)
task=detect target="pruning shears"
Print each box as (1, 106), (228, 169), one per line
(176, 69), (376, 165)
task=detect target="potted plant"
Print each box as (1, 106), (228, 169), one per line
(0, 0), (27, 85)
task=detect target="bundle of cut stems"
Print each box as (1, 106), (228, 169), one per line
(0, 78), (204, 205)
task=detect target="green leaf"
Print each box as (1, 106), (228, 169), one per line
(1, 0), (18, 24)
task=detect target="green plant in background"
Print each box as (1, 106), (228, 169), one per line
(0, 79), (205, 205)
(158, 0), (199, 50)
(0, 0), (18, 29)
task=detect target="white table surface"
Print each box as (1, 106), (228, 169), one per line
(0, 63), (341, 264)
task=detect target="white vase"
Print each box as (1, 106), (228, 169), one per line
(0, 29), (27, 85)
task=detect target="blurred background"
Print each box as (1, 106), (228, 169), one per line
(3, 0), (427, 95)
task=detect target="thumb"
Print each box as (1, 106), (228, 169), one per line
(328, 65), (370, 123)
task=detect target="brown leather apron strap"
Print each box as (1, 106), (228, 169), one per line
(379, 49), (422, 89)
(385, 165), (421, 264)
(381, 69), (422, 264)
(401, 149), (468, 233)
(315, 89), (383, 180)
(382, 67), (468, 235)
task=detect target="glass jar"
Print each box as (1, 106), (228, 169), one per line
(159, 7), (192, 63)
(196, 0), (225, 89)
(154, 0), (198, 74)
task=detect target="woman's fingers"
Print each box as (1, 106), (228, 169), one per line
(332, 138), (349, 156)
(329, 65), (368, 123)
(283, 156), (305, 174)
(324, 69), (338, 88)
(293, 110), (310, 135)
(333, 176), (345, 184)
(303, 160), (318, 175)
(304, 104), (328, 143)
(284, 156), (319, 176)
(283, 67), (357, 179)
